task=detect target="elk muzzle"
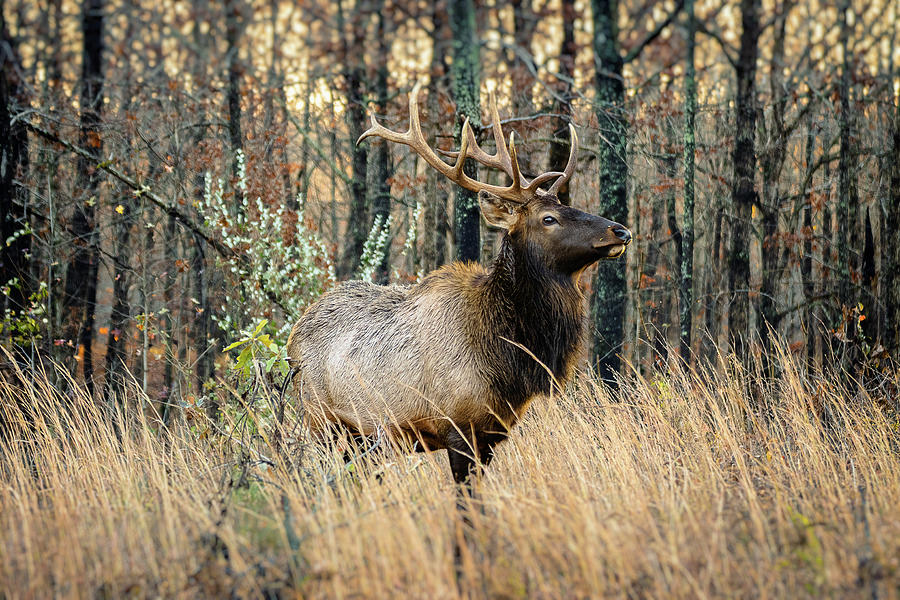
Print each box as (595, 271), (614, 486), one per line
(592, 223), (632, 259)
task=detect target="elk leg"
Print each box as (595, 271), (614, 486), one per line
(447, 428), (504, 588)
(446, 429), (477, 486)
(447, 428), (509, 485)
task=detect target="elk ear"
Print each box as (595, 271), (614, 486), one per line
(478, 191), (518, 229)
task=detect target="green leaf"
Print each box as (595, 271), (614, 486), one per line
(252, 319), (269, 338)
(223, 338), (248, 352)
(235, 346), (253, 372)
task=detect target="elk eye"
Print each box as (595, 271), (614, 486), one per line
(542, 215), (558, 226)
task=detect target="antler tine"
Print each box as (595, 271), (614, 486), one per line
(488, 91), (512, 169)
(407, 81), (425, 140)
(358, 80), (535, 203)
(357, 111), (392, 146)
(507, 131), (524, 197)
(442, 99), (505, 170)
(442, 90), (529, 190)
(545, 124), (578, 196)
(356, 81), (423, 146)
(452, 118), (472, 177)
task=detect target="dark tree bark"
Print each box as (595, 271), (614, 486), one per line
(727, 0), (760, 355)
(801, 119), (816, 367)
(836, 0), (858, 313)
(225, 0), (244, 215)
(704, 205), (726, 356)
(368, 1), (392, 284)
(884, 57), (900, 352)
(134, 199), (154, 395)
(0, 2), (31, 346)
(62, 0), (104, 395)
(757, 0), (790, 350)
(547, 0), (575, 206)
(337, 0), (370, 278)
(449, 0), (481, 263)
(192, 231), (215, 417)
(509, 0), (537, 176)
(679, 0), (697, 362)
(665, 131), (682, 357)
(821, 152), (834, 355)
(422, 3), (449, 273)
(103, 2), (135, 402)
(641, 178), (668, 365)
(589, 0), (628, 382)
(861, 209), (876, 342)
(43, 0), (64, 96)
(162, 212), (179, 410)
(103, 189), (133, 399)
(192, 0), (215, 408)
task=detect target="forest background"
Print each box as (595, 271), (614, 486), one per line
(1, 0), (899, 402)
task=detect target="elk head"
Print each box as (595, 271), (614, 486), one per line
(358, 82), (631, 277)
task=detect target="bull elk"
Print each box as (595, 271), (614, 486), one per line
(287, 83), (631, 484)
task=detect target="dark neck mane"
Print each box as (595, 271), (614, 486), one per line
(481, 235), (587, 402)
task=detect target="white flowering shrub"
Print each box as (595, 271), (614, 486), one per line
(402, 201), (423, 282)
(357, 213), (393, 282)
(358, 201), (423, 284)
(198, 150), (335, 345)
(403, 201), (422, 255)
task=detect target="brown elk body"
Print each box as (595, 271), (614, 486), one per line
(287, 84), (631, 484)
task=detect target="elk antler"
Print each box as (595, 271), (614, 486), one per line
(357, 82), (578, 204)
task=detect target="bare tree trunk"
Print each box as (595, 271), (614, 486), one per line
(801, 119), (816, 368)
(727, 0), (760, 355)
(162, 213), (178, 406)
(329, 97), (339, 245)
(368, 2), (392, 283)
(510, 0), (536, 176)
(225, 0), (244, 215)
(449, 0), (481, 263)
(837, 0), (858, 315)
(422, 3), (449, 273)
(757, 1), (791, 361)
(679, 0), (697, 361)
(590, 0), (628, 383)
(547, 0), (575, 205)
(822, 155), (834, 361)
(103, 193), (134, 398)
(0, 2), (31, 355)
(191, 0), (215, 408)
(135, 198), (153, 396)
(704, 206), (725, 357)
(192, 232), (213, 408)
(37, 0), (63, 367)
(861, 209), (876, 343)
(103, 2), (135, 402)
(337, 0), (370, 278)
(884, 50), (900, 352)
(63, 0), (104, 396)
(665, 137), (682, 357)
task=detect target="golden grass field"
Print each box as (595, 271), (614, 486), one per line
(1, 345), (899, 599)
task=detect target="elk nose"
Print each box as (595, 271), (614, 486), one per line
(611, 225), (632, 245)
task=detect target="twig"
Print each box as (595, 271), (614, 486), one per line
(25, 119), (233, 258)
(25, 119), (294, 315)
(623, 0), (685, 64)
(277, 96), (352, 186)
(696, 20), (738, 69)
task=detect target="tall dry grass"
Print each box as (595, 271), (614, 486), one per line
(1, 345), (899, 599)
